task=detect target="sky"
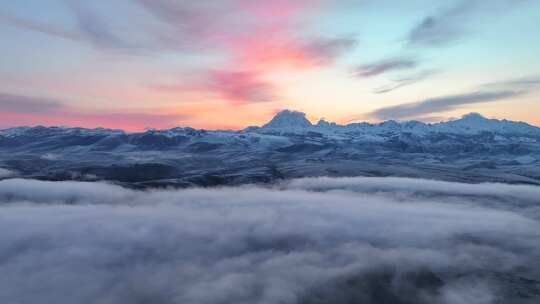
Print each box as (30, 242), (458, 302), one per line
(0, 0), (539, 131)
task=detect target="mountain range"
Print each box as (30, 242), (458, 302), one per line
(1, 110), (539, 187)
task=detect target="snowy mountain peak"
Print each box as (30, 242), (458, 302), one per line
(262, 110), (312, 129)
(460, 112), (487, 121)
(316, 118), (338, 129)
(434, 112), (539, 135)
(2, 111), (539, 138)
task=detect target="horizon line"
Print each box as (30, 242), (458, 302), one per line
(1, 111), (538, 133)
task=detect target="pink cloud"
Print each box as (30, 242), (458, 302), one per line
(232, 35), (356, 70)
(138, 1), (355, 104)
(0, 112), (186, 131)
(223, 0), (353, 69)
(0, 92), (189, 131)
(150, 69), (276, 105)
(3, 1), (358, 122)
(207, 70), (276, 104)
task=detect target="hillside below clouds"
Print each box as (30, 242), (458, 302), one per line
(1, 110), (540, 187)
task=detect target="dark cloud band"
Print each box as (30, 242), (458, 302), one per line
(370, 90), (522, 120)
(354, 58), (418, 78)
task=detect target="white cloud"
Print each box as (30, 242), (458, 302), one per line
(0, 177), (539, 303)
(0, 168), (15, 178)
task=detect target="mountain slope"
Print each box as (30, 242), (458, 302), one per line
(258, 111), (540, 137)
(1, 111), (539, 187)
(262, 110), (313, 129)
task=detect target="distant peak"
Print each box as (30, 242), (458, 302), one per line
(276, 109), (304, 116)
(316, 118), (337, 128)
(316, 118), (328, 125)
(263, 110), (312, 129)
(460, 112), (488, 121)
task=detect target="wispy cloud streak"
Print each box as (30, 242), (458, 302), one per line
(407, 1), (473, 47)
(482, 75), (540, 89)
(0, 93), (64, 113)
(407, 0), (533, 47)
(0, 92), (189, 130)
(207, 70), (276, 104)
(67, 1), (137, 50)
(353, 58), (418, 78)
(0, 12), (80, 41)
(370, 90), (522, 120)
(373, 70), (439, 94)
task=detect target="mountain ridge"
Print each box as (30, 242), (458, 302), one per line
(1, 109), (539, 187)
(2, 110), (539, 137)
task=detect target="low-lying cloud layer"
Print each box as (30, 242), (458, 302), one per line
(1, 177), (539, 304)
(0, 168), (15, 178)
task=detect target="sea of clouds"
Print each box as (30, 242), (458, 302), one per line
(0, 177), (539, 304)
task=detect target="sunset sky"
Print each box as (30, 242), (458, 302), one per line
(1, 0), (539, 130)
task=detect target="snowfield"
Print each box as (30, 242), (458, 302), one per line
(1, 111), (539, 187)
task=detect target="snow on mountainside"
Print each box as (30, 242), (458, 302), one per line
(433, 113), (540, 136)
(262, 110), (313, 129)
(258, 110), (540, 137)
(0, 125), (125, 138)
(1, 110), (539, 138)
(1, 110), (540, 187)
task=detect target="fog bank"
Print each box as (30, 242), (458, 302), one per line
(1, 177), (539, 304)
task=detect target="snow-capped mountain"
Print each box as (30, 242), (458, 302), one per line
(434, 113), (540, 136)
(262, 110), (313, 129)
(258, 110), (540, 137)
(1, 110), (539, 187)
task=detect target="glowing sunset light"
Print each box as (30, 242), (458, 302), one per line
(1, 0), (539, 130)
